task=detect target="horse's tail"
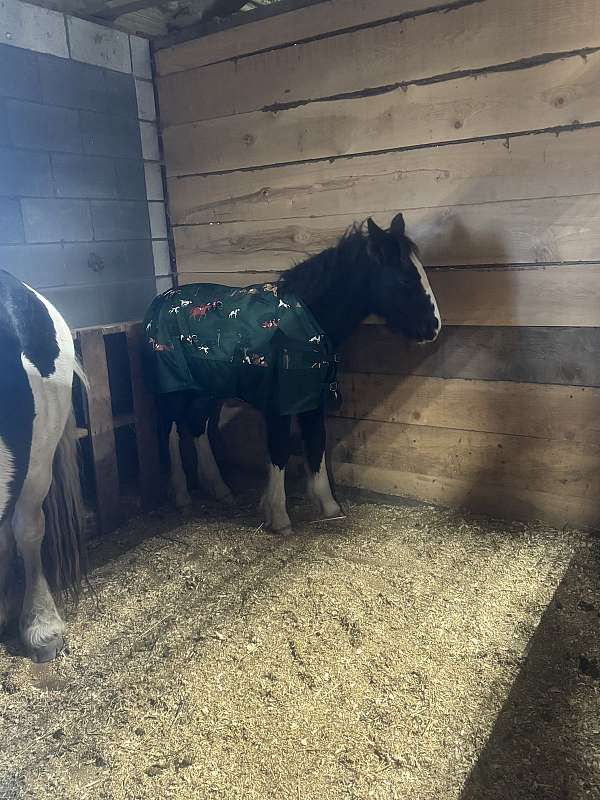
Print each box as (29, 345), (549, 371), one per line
(42, 382), (88, 600)
(73, 356), (90, 394)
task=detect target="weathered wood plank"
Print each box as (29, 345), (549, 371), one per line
(158, 0), (600, 125)
(332, 462), (600, 530)
(177, 271), (281, 287)
(176, 264), (600, 327)
(329, 417), (600, 503)
(341, 325), (600, 387)
(155, 0), (465, 75)
(78, 329), (122, 534)
(431, 266), (600, 327)
(172, 195), (600, 269)
(168, 128), (600, 225)
(336, 373), (600, 444)
(163, 52), (600, 175)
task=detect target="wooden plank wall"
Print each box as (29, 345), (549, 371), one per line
(155, 0), (600, 530)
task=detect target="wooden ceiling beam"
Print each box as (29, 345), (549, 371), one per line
(92, 0), (248, 21)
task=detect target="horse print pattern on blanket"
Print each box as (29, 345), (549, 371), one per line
(0, 270), (87, 662)
(143, 280), (340, 417)
(143, 213), (441, 535)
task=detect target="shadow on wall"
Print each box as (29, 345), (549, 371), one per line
(460, 540), (600, 800)
(331, 215), (527, 522)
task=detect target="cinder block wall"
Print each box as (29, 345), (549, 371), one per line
(0, 0), (173, 328)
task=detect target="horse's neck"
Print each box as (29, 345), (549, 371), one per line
(291, 254), (372, 348)
(306, 289), (370, 348)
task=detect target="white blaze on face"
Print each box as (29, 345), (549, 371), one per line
(410, 251), (441, 339)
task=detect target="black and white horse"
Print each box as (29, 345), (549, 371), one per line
(0, 271), (87, 662)
(149, 213), (441, 535)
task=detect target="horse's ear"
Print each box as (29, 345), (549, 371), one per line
(367, 217), (387, 241)
(390, 213), (405, 239)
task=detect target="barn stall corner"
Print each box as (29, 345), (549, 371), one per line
(1, 0), (600, 799)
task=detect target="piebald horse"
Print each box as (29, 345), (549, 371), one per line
(144, 213), (441, 535)
(0, 271), (86, 662)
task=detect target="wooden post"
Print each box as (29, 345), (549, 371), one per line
(125, 323), (164, 509)
(78, 328), (122, 534)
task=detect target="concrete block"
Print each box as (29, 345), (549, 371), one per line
(64, 239), (154, 284)
(0, 146), (52, 196)
(139, 120), (159, 161)
(52, 152), (118, 199)
(130, 35), (151, 79)
(144, 162), (163, 201)
(155, 275), (173, 294)
(0, 101), (8, 146)
(103, 277), (156, 323)
(8, 99), (81, 153)
(90, 200), (150, 240)
(67, 16), (131, 73)
(104, 70), (137, 119)
(42, 282), (106, 327)
(22, 198), (92, 243)
(0, 0), (68, 58)
(80, 110), (140, 158)
(152, 238), (170, 276)
(0, 243), (66, 286)
(0, 198), (24, 243)
(115, 158), (146, 199)
(0, 44), (41, 100)
(135, 79), (155, 121)
(39, 54), (105, 112)
(148, 201), (167, 240)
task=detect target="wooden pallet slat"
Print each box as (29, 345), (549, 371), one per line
(125, 323), (164, 511)
(77, 328), (123, 535)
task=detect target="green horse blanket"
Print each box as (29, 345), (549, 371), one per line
(143, 281), (340, 416)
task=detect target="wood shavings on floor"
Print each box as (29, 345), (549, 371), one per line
(0, 495), (598, 800)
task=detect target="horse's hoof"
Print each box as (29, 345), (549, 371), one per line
(324, 508), (344, 520)
(271, 525), (294, 537)
(29, 635), (65, 663)
(174, 494), (192, 510)
(216, 490), (235, 507)
(0, 602), (9, 637)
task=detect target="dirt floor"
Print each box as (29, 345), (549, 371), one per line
(1, 488), (600, 800)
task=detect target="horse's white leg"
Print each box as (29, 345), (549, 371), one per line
(0, 520), (13, 633)
(262, 415), (293, 535)
(14, 286), (74, 661)
(262, 464), (291, 535)
(299, 409), (341, 519)
(306, 455), (342, 519)
(195, 432), (234, 505)
(13, 468), (64, 662)
(169, 424), (191, 509)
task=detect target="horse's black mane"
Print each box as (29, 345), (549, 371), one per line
(279, 222), (366, 304)
(278, 220), (419, 345)
(279, 220), (418, 305)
